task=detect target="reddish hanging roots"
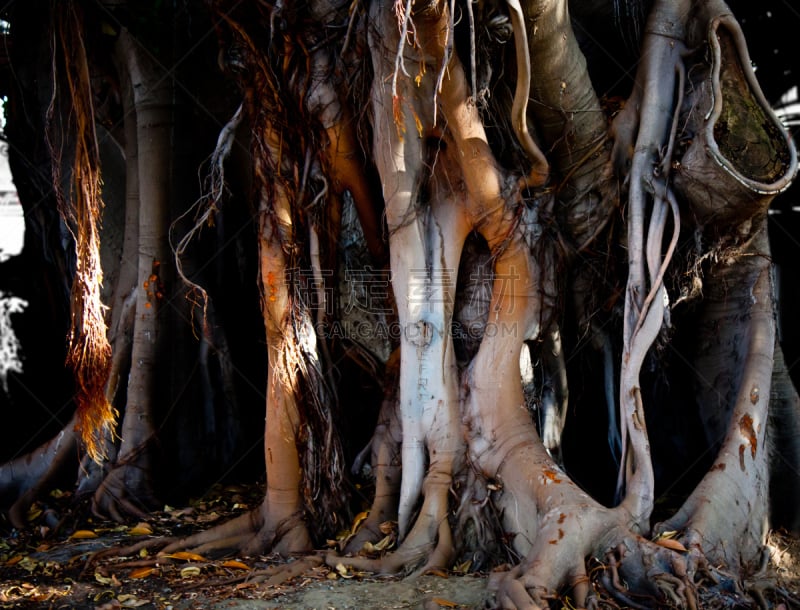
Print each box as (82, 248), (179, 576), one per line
(47, 1), (114, 462)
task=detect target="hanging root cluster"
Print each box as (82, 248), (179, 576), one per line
(45, 0), (114, 462)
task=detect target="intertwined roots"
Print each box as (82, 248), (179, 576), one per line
(324, 0), (797, 608)
(152, 0), (798, 607)
(4, 1), (797, 609)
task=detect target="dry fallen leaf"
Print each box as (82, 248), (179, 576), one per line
(180, 566), (201, 579)
(128, 523), (153, 536)
(129, 567), (156, 579)
(94, 571), (114, 585)
(378, 521), (396, 535)
(221, 560), (250, 570)
(118, 594), (150, 607)
(362, 534), (394, 553)
(164, 551), (206, 562)
(70, 530), (99, 540)
(351, 510), (369, 534)
(432, 598), (459, 608)
(196, 511), (221, 524)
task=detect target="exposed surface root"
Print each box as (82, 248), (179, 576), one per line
(160, 502), (311, 558)
(344, 352), (402, 555)
(483, 448), (699, 610)
(90, 459), (157, 523)
(328, 482), (453, 575)
(0, 423), (79, 530)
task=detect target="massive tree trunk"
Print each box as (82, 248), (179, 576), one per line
(87, 27), (173, 519)
(2, 0), (800, 607)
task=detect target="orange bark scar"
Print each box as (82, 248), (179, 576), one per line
(266, 271), (278, 302)
(542, 469), (562, 484)
(739, 413), (757, 458)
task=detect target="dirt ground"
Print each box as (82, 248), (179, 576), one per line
(1, 484), (799, 609)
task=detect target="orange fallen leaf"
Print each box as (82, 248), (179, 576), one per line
(654, 537), (687, 552)
(164, 551), (205, 562)
(432, 598), (459, 608)
(130, 567), (156, 579)
(221, 560), (250, 570)
(70, 530), (98, 539)
(5, 554), (23, 566)
(423, 567), (449, 578)
(350, 510), (369, 534)
(128, 523), (153, 536)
